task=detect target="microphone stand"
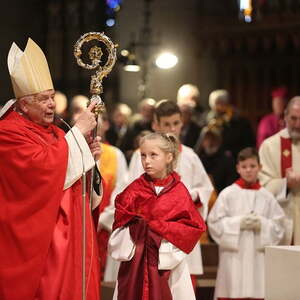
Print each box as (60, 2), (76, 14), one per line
(56, 115), (88, 300)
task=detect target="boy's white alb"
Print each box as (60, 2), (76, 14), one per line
(7, 38), (53, 98)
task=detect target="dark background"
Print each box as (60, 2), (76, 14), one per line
(1, 0), (300, 131)
(0, 0), (106, 102)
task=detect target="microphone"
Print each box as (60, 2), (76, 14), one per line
(55, 114), (101, 195)
(55, 114), (85, 165)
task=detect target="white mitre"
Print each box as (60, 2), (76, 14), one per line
(7, 38), (54, 99)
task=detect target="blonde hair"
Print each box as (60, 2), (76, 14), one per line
(139, 132), (179, 174)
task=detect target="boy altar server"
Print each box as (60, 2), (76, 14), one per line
(208, 147), (285, 300)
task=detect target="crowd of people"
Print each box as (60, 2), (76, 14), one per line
(1, 38), (299, 300)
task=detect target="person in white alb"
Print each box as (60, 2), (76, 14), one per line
(96, 113), (129, 282)
(208, 147), (284, 300)
(259, 96), (300, 245)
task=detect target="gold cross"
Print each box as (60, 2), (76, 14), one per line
(283, 149), (290, 157)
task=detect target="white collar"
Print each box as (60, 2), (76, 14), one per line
(279, 128), (290, 139)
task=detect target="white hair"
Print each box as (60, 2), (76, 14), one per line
(285, 96), (300, 116)
(139, 98), (156, 110)
(209, 89), (229, 109)
(177, 84), (200, 107)
(114, 103), (131, 118)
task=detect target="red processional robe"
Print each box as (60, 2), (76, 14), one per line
(113, 172), (206, 300)
(0, 110), (100, 300)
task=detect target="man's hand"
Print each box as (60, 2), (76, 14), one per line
(286, 168), (300, 189)
(88, 136), (102, 161)
(74, 101), (97, 136)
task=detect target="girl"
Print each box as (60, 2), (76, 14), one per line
(108, 132), (206, 300)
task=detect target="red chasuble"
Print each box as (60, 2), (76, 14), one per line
(113, 172), (206, 300)
(0, 110), (100, 300)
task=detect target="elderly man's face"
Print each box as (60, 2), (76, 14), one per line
(21, 89), (56, 127)
(215, 100), (228, 115)
(285, 103), (300, 140)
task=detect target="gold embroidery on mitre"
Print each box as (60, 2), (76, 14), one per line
(283, 149), (291, 157)
(7, 38), (53, 98)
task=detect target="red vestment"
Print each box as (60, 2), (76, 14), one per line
(256, 113), (285, 148)
(113, 172), (206, 300)
(0, 110), (100, 300)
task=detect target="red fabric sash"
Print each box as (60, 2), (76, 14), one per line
(235, 178), (261, 190)
(118, 218), (172, 300)
(113, 172), (206, 300)
(280, 136), (292, 177)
